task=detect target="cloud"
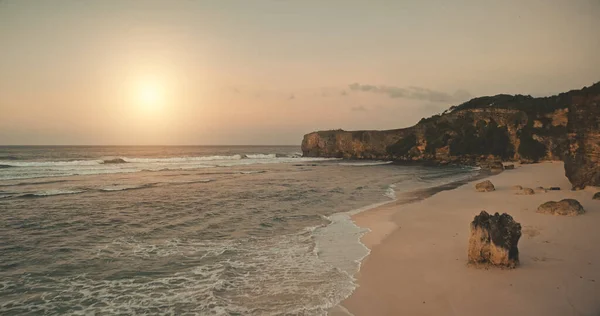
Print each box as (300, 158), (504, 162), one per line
(348, 83), (471, 103)
(351, 105), (368, 111)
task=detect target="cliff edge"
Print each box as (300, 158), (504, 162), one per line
(302, 82), (600, 188)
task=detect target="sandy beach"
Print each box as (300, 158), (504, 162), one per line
(337, 162), (600, 316)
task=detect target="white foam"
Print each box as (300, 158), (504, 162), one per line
(0, 160), (102, 167)
(99, 184), (151, 192)
(123, 155), (244, 163)
(238, 171), (266, 174)
(311, 191), (397, 315)
(338, 161), (393, 166)
(244, 154), (277, 159)
(0, 155), (337, 181)
(22, 235), (355, 315)
(27, 189), (86, 197)
(384, 184), (397, 200)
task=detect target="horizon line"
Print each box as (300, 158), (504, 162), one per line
(0, 144), (300, 147)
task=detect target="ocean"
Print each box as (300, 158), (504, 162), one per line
(0, 146), (480, 315)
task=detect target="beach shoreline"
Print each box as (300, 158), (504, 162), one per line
(333, 161), (600, 316)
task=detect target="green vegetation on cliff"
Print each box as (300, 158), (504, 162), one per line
(302, 82), (600, 178)
(387, 133), (416, 157)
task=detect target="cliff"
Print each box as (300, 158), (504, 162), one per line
(564, 85), (600, 189)
(302, 82), (600, 188)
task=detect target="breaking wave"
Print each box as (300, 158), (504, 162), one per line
(19, 189), (86, 198)
(0, 160), (101, 167)
(338, 161), (393, 167)
(99, 184), (156, 192)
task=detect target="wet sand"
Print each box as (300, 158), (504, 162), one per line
(337, 162), (600, 316)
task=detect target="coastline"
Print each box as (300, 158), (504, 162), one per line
(334, 161), (600, 316)
(321, 166), (488, 315)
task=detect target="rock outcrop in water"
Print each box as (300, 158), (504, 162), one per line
(302, 82), (600, 188)
(468, 211), (521, 268)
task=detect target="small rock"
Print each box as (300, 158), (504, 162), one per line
(593, 192), (600, 200)
(537, 199), (585, 216)
(475, 180), (495, 192)
(534, 186), (547, 193)
(490, 162), (504, 170)
(548, 187), (561, 191)
(504, 164), (515, 170)
(517, 188), (535, 195)
(511, 185), (523, 190)
(468, 211), (522, 268)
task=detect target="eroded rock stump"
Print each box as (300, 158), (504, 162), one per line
(468, 211), (522, 268)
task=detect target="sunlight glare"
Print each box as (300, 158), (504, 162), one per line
(137, 79), (165, 110)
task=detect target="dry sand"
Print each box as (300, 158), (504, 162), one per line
(335, 162), (600, 316)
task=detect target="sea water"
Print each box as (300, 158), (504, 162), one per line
(0, 146), (479, 315)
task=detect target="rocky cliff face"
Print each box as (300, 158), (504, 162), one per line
(302, 82), (600, 188)
(564, 86), (600, 189)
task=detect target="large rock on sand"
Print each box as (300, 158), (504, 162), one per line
(468, 211), (522, 268)
(475, 180), (495, 192)
(593, 192), (600, 200)
(537, 199), (585, 216)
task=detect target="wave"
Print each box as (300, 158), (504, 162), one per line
(384, 184), (397, 200)
(0, 153), (310, 168)
(19, 189), (86, 198)
(338, 161), (393, 166)
(0, 180), (71, 187)
(276, 153), (302, 158)
(123, 155), (244, 163)
(243, 154), (277, 159)
(0, 160), (102, 167)
(168, 179), (214, 185)
(99, 183), (156, 192)
(238, 171), (266, 175)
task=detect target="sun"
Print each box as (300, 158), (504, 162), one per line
(136, 79), (164, 110)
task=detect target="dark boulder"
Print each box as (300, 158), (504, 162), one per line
(102, 158), (127, 164)
(537, 199), (585, 216)
(593, 192), (600, 200)
(504, 164), (515, 170)
(468, 211), (522, 268)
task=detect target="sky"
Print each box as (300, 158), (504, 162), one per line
(0, 0), (599, 145)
